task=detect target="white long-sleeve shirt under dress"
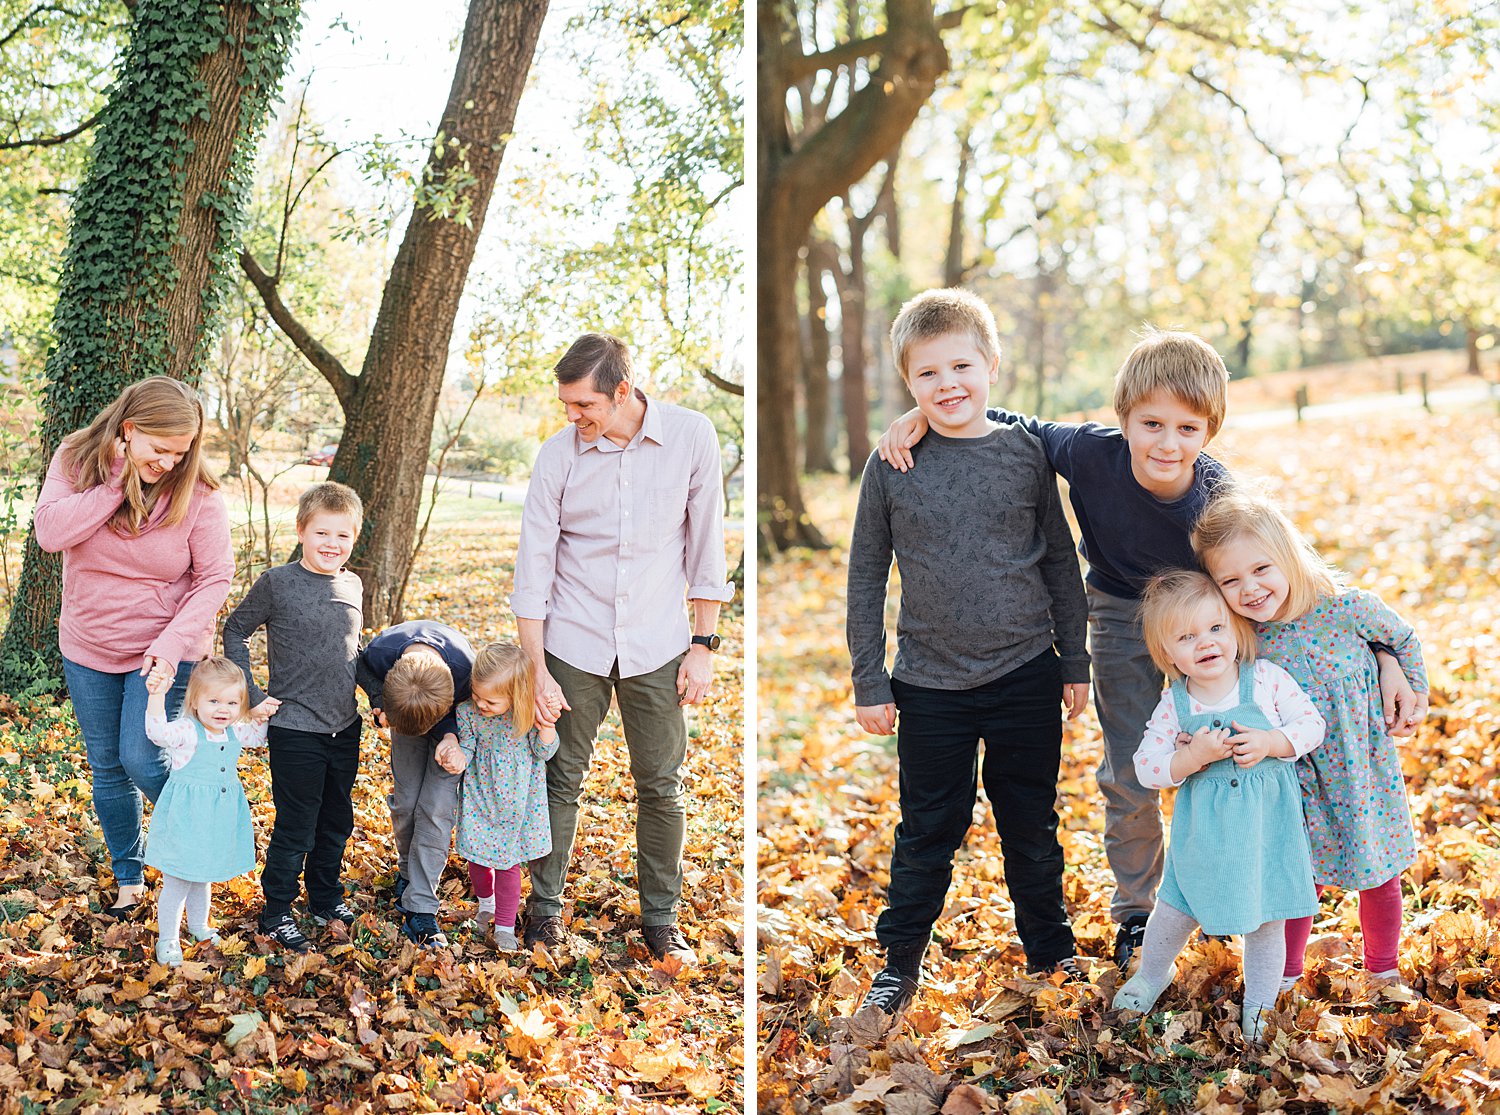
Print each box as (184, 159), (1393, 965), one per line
(143, 712), (267, 883)
(1135, 659), (1327, 934)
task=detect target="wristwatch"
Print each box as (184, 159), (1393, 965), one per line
(691, 634), (722, 651)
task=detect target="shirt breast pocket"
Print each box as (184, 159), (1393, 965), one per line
(649, 483), (689, 537)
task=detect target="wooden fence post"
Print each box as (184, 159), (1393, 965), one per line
(1294, 384), (1308, 422)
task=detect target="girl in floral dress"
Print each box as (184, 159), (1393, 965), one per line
(1193, 490), (1428, 990)
(450, 643), (560, 950)
(144, 656), (273, 966)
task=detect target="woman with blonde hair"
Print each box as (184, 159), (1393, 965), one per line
(34, 375), (233, 918)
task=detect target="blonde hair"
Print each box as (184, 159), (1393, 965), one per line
(1191, 489), (1340, 623)
(889, 288), (1001, 384)
(1113, 328), (1230, 437)
(383, 653), (454, 736)
(470, 642), (536, 735)
(58, 376), (218, 535)
(1139, 570), (1257, 680)
(296, 481), (363, 531)
(183, 657), (250, 725)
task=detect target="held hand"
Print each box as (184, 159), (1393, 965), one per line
(855, 703), (897, 736)
(142, 656), (175, 694)
(370, 707), (388, 729)
(1062, 683), (1089, 720)
(1389, 690), (1428, 737)
(677, 646), (714, 707)
(1185, 725), (1233, 772)
(874, 409), (929, 473)
(1227, 722), (1277, 768)
(250, 697), (281, 722)
(435, 735), (465, 774)
(533, 668), (570, 728)
(1377, 653), (1426, 736)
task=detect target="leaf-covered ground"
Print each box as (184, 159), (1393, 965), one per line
(0, 504), (745, 1113)
(758, 405), (1500, 1113)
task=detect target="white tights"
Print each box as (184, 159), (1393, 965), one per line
(157, 874), (214, 946)
(1115, 900), (1286, 1040)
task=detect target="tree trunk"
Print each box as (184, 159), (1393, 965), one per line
(942, 127), (972, 289)
(801, 240), (836, 473)
(0, 0), (298, 691)
(758, 0), (949, 553)
(1466, 322), (1481, 376)
(265, 0), (549, 626)
(836, 219), (870, 477)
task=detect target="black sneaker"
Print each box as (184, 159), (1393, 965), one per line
(1030, 956), (1086, 982)
(858, 965), (920, 1017)
(392, 875), (409, 907)
(311, 901), (358, 927)
(1114, 914), (1150, 970)
(260, 913), (311, 953)
(401, 911), (449, 949)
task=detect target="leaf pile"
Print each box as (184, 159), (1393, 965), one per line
(758, 407), (1500, 1113)
(0, 511), (745, 1113)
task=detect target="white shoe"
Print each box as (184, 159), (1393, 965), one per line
(1111, 970), (1169, 1015)
(155, 938), (184, 968)
(188, 926), (221, 946)
(493, 925), (519, 951)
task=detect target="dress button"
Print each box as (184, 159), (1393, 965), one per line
(221, 787), (227, 794)
(1230, 779), (1239, 787)
(221, 766), (227, 772)
(1211, 719), (1222, 728)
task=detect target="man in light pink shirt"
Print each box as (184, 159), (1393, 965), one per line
(510, 333), (733, 966)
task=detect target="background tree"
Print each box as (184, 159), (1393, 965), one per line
(241, 0), (550, 627)
(0, 0), (299, 690)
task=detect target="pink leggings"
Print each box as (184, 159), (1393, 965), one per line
(1284, 875), (1402, 977)
(467, 862), (522, 929)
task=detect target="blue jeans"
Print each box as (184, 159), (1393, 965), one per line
(63, 657), (192, 887)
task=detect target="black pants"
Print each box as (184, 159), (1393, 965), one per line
(261, 719), (361, 919)
(876, 650), (1075, 968)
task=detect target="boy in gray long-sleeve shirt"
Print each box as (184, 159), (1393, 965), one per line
(223, 483), (364, 952)
(847, 289), (1091, 1020)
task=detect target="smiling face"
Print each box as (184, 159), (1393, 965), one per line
(193, 683), (243, 731)
(121, 421), (196, 485)
(1165, 595), (1241, 687)
(559, 377), (632, 444)
(904, 331), (1000, 439)
(1204, 534), (1292, 624)
(470, 677), (513, 718)
(298, 510), (358, 576)
(1120, 390), (1212, 500)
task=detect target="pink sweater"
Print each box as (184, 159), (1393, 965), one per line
(35, 447), (233, 673)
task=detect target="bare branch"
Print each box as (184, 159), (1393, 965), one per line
(784, 5), (975, 85)
(238, 249), (357, 409)
(0, 109), (102, 150)
(0, 3), (84, 50)
(700, 365), (743, 396)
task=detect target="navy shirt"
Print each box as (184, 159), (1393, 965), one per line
(990, 408), (1231, 600)
(355, 620), (474, 743)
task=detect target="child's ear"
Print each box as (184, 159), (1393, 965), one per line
(986, 354), (1000, 384)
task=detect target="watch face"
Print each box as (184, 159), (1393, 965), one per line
(694, 634), (721, 650)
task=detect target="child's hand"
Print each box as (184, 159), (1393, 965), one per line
(250, 697), (281, 721)
(144, 658), (175, 695)
(855, 703), (897, 736)
(435, 735), (465, 774)
(1228, 723), (1291, 768)
(1185, 725), (1233, 770)
(370, 707), (388, 729)
(1062, 683), (1089, 720)
(875, 409), (929, 473)
(1377, 652), (1426, 736)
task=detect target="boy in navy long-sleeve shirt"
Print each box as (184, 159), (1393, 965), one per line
(356, 620), (474, 948)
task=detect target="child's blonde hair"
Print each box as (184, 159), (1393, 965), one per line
(1113, 328), (1230, 437)
(1140, 570), (1258, 680)
(471, 642), (536, 735)
(1191, 489), (1341, 622)
(384, 655), (454, 737)
(183, 657), (251, 724)
(296, 481), (363, 531)
(59, 376), (218, 535)
(889, 288), (1001, 384)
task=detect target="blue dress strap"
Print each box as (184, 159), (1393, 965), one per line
(1170, 677), (1194, 725)
(1237, 660), (1256, 706)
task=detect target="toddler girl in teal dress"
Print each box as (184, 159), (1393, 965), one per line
(1112, 571), (1326, 1043)
(1194, 489), (1428, 992)
(448, 642), (559, 951)
(144, 656), (273, 967)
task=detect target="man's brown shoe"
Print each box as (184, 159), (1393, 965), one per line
(643, 923), (697, 965)
(524, 915), (567, 949)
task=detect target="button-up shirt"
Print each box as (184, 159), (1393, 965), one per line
(510, 392), (734, 679)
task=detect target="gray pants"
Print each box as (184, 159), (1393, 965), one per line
(528, 652), (688, 926)
(1088, 586), (1167, 924)
(388, 731), (461, 915)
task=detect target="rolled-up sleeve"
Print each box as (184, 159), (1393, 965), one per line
(509, 441), (566, 621)
(685, 418), (734, 603)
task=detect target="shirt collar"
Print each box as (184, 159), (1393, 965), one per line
(573, 388), (662, 454)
